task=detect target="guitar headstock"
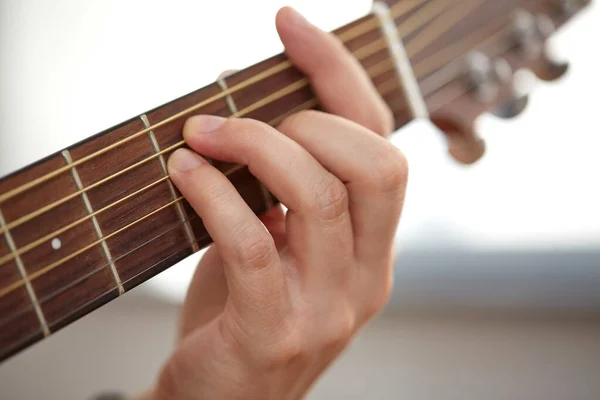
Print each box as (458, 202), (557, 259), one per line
(404, 0), (591, 163)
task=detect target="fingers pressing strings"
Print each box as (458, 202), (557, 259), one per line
(181, 116), (354, 287)
(0, 2), (512, 309)
(0, 0), (484, 256)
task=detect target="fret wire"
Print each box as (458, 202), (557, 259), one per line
(0, 140), (185, 237)
(1, 219), (208, 359)
(0, 4), (516, 301)
(0, 81), (315, 266)
(1, 78), (472, 340)
(46, 229), (213, 338)
(0, 176), (170, 267)
(0, 9), (440, 240)
(40, 214), (200, 306)
(0, 197), (185, 299)
(0, 0), (429, 206)
(141, 114), (200, 253)
(0, 8), (511, 274)
(0, 73), (481, 331)
(1, 100), (320, 330)
(0, 213), (204, 331)
(0, 82), (315, 264)
(0, 164), (246, 299)
(0, 209), (50, 337)
(61, 150), (125, 296)
(218, 76), (275, 211)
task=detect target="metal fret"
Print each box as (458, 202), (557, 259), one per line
(217, 77), (240, 115)
(139, 114), (199, 252)
(61, 150), (125, 295)
(372, 1), (429, 120)
(217, 77), (275, 210)
(0, 209), (50, 336)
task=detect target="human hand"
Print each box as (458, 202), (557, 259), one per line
(150, 6), (407, 400)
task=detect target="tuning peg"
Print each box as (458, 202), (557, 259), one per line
(433, 118), (485, 164)
(514, 10), (542, 59)
(512, 11), (570, 82)
(491, 94), (530, 119)
(467, 52), (501, 103)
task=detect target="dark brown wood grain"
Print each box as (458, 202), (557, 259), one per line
(0, 0), (588, 363)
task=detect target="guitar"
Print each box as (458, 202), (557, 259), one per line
(0, 0), (591, 364)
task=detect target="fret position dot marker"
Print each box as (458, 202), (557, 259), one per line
(51, 238), (62, 250)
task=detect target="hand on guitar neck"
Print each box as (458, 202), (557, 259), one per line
(134, 6), (406, 400)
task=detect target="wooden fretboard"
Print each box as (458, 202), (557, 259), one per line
(0, 0), (584, 362)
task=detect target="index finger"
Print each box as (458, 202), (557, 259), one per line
(276, 7), (394, 137)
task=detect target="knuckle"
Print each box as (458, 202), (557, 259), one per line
(321, 306), (356, 350)
(261, 328), (306, 369)
(370, 144), (409, 193)
(234, 227), (277, 270)
(312, 176), (349, 221)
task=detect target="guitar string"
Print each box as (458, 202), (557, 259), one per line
(378, 18), (512, 97)
(0, 223), (211, 359)
(0, 212), (204, 328)
(0, 16), (516, 305)
(0, 2), (508, 300)
(0, 0), (432, 206)
(0, 0), (488, 269)
(0, 76), (478, 336)
(0, 0), (453, 238)
(404, 0), (485, 57)
(0, 21), (521, 332)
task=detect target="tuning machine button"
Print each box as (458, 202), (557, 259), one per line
(489, 58), (529, 119)
(466, 53), (513, 104)
(491, 95), (530, 119)
(514, 10), (543, 59)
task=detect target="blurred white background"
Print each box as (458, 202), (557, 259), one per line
(0, 0), (599, 399)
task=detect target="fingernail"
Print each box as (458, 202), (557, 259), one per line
(169, 148), (205, 172)
(188, 115), (227, 134)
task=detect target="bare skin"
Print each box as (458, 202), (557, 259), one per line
(138, 6), (408, 400)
